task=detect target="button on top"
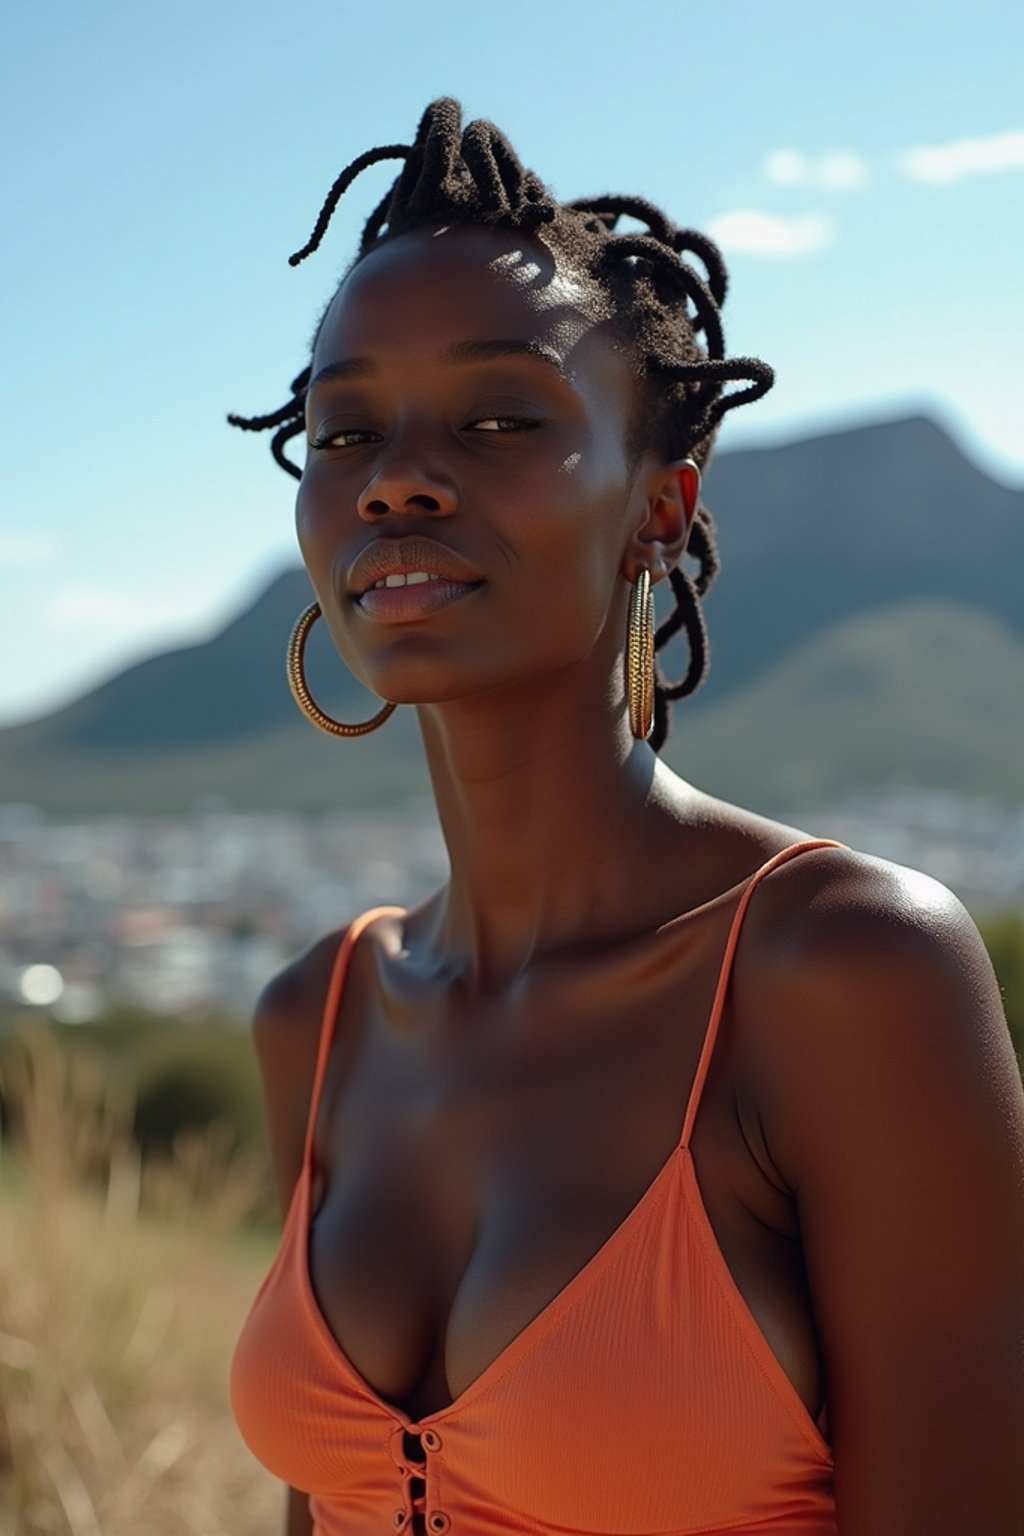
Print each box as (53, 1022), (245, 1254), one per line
(422, 1429), (442, 1451)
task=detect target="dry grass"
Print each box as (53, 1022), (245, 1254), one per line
(0, 1022), (285, 1535)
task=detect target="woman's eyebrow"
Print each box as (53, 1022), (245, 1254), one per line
(309, 356), (377, 388)
(308, 338), (570, 391)
(442, 338), (570, 379)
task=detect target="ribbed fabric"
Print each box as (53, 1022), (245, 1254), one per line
(231, 838), (846, 1535)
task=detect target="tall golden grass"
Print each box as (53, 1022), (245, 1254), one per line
(0, 1020), (283, 1535)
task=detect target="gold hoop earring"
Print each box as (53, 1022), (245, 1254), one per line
(286, 601), (396, 737)
(626, 569), (655, 741)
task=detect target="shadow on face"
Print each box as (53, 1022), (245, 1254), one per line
(295, 224), (660, 717)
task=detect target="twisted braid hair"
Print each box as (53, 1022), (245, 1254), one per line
(228, 98), (774, 751)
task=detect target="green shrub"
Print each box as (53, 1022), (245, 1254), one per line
(2, 1011), (267, 1163)
(979, 911), (1024, 1071)
(131, 1028), (265, 1156)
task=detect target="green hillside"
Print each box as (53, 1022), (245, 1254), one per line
(2, 600), (1021, 817)
(0, 702), (429, 817)
(669, 601), (1024, 811)
(1, 416), (1021, 817)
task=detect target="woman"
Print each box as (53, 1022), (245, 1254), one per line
(228, 100), (1024, 1536)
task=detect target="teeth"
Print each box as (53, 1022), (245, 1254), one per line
(373, 571), (440, 589)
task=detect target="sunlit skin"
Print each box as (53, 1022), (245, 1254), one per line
(298, 223), (705, 991)
(259, 222), (1024, 1534)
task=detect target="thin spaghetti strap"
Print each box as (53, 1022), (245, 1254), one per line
(301, 906), (405, 1170)
(678, 839), (848, 1151)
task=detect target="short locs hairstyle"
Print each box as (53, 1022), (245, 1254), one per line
(229, 97), (774, 752)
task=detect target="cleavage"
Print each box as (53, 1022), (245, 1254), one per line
(304, 949), (714, 1416)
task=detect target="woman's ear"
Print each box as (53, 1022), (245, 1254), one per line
(624, 458), (701, 583)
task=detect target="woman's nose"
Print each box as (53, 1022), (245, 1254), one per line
(357, 451), (458, 522)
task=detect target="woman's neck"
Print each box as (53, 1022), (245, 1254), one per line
(414, 673), (696, 994)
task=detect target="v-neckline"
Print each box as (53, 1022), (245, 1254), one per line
(295, 838), (846, 1432)
(299, 1130), (687, 1427)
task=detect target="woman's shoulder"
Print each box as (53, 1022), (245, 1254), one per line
(685, 784), (963, 946)
(253, 905), (404, 1050)
(696, 793), (1005, 1097)
(249, 910), (405, 1209)
(723, 809), (991, 1051)
(738, 817), (976, 976)
(678, 791), (942, 931)
(723, 814), (1015, 1176)
(253, 926), (345, 1045)
(724, 821), (1024, 1519)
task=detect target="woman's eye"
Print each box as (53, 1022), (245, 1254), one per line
(310, 417), (542, 449)
(311, 428), (377, 449)
(469, 415), (542, 433)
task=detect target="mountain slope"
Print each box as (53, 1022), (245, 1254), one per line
(1, 601), (1021, 816)
(667, 600), (1024, 809)
(3, 413), (1021, 762)
(1, 414), (1022, 814)
(692, 413), (1024, 706)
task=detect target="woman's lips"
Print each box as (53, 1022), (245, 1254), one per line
(355, 578), (484, 622)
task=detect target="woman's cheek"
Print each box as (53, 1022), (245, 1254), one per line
(294, 468), (341, 553)
(292, 492), (317, 565)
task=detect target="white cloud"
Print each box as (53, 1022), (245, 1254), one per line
(764, 149), (807, 187)
(764, 130), (1024, 194)
(897, 129), (1024, 184)
(818, 152), (869, 191)
(764, 149), (868, 191)
(706, 209), (836, 258)
(0, 530), (57, 567)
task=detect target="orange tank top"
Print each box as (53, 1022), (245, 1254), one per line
(231, 838), (846, 1535)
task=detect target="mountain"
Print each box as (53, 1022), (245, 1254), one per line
(664, 600), (1024, 808)
(0, 414), (1021, 815)
(694, 412), (1024, 705)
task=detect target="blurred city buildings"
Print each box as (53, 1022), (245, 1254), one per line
(2, 788), (1022, 1027)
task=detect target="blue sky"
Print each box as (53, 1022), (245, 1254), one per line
(2, 0), (1021, 727)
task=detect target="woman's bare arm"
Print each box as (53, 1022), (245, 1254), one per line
(752, 852), (1024, 1534)
(251, 934), (345, 1536)
(284, 1484), (313, 1536)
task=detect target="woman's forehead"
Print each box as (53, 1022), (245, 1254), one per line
(313, 224), (613, 371)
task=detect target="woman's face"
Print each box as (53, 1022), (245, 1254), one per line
(297, 223), (691, 710)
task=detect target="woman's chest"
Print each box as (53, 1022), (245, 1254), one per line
(306, 920), (824, 1426)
